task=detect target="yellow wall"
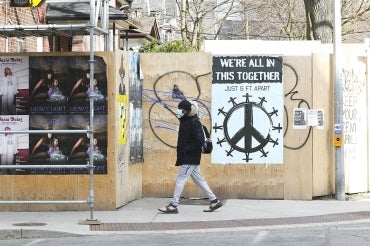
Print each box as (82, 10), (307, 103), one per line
(0, 51), (143, 211)
(140, 51), (368, 200)
(140, 53), (335, 200)
(0, 47), (368, 211)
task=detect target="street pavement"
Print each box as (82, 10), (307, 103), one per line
(1, 197), (370, 238)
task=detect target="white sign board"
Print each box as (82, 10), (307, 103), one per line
(211, 56), (284, 164)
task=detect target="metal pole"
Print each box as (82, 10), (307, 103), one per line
(0, 129), (88, 134)
(88, 0), (97, 221)
(0, 200), (87, 204)
(0, 165), (87, 169)
(104, 0), (110, 51)
(0, 24), (109, 35)
(44, 0), (92, 3)
(113, 22), (116, 50)
(333, 0), (345, 201)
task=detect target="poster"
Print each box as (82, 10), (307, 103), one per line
(293, 108), (307, 129)
(128, 52), (143, 164)
(0, 115), (29, 174)
(117, 94), (128, 144)
(211, 56), (284, 164)
(0, 56), (29, 115)
(0, 55), (108, 175)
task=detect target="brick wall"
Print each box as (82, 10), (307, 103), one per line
(0, 3), (123, 53)
(0, 5), (45, 52)
(0, 4), (93, 53)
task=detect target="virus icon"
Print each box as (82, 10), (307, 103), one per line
(213, 93), (282, 162)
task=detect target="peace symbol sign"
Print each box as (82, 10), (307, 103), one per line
(223, 102), (271, 153)
(214, 95), (281, 162)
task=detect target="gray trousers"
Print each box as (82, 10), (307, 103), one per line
(171, 164), (217, 206)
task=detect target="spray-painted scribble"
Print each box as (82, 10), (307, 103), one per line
(342, 68), (366, 145)
(145, 64), (312, 152)
(144, 71), (211, 149)
(283, 63), (312, 150)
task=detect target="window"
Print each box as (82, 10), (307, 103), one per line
(17, 38), (24, 52)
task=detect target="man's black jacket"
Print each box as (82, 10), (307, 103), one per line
(176, 115), (205, 166)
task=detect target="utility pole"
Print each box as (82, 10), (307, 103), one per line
(333, 0), (345, 201)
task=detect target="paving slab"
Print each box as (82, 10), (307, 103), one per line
(1, 198), (370, 238)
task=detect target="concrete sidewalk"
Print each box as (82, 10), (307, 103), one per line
(1, 198), (370, 238)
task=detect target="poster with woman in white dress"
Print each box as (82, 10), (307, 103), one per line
(1, 67), (17, 114)
(0, 126), (18, 165)
(0, 115), (29, 174)
(0, 56), (29, 115)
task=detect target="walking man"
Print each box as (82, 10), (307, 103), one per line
(158, 99), (223, 213)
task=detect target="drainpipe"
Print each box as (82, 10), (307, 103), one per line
(5, 1), (9, 52)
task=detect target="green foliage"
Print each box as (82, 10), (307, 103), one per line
(141, 40), (195, 53)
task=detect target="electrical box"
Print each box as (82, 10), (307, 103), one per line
(334, 135), (342, 147)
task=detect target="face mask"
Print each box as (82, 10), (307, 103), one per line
(176, 109), (184, 118)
